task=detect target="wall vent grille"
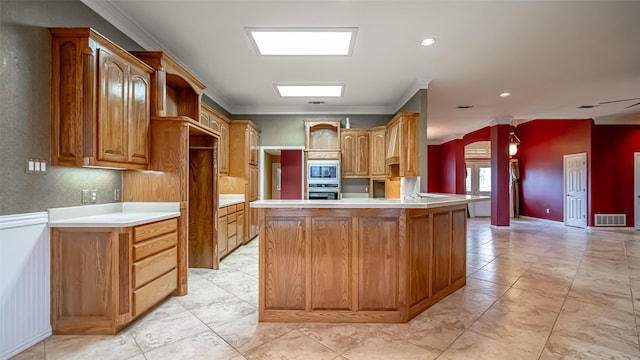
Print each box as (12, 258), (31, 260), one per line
(594, 214), (626, 227)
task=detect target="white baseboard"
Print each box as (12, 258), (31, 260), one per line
(518, 216), (564, 225)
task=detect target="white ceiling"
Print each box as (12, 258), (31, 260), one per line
(83, 0), (640, 143)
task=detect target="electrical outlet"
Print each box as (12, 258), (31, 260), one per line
(113, 188), (121, 201)
(81, 189), (90, 204)
(90, 190), (98, 203)
(546, 208), (550, 214)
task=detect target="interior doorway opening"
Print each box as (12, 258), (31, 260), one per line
(465, 141), (491, 217)
(259, 146), (305, 200)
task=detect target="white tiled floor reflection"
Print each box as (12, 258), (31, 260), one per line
(12, 218), (640, 359)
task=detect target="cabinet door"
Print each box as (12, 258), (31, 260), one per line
(249, 127), (259, 166)
(370, 128), (385, 177)
(199, 110), (210, 128)
(97, 48), (129, 163)
(249, 165), (259, 200)
(127, 63), (150, 164)
(341, 131), (356, 176)
(236, 210), (245, 247)
(401, 115), (418, 177)
(219, 121), (229, 175)
(354, 131), (369, 177)
(218, 215), (228, 257)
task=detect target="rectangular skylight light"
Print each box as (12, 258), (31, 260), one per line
(275, 85), (344, 97)
(247, 27), (357, 55)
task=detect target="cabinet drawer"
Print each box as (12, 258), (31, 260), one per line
(133, 268), (176, 317)
(219, 206), (228, 217)
(236, 203), (244, 212)
(133, 247), (177, 288)
(133, 232), (177, 261)
(134, 218), (177, 243)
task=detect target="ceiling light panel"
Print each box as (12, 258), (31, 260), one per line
(247, 27), (357, 55)
(276, 85), (344, 97)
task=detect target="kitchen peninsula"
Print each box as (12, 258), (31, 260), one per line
(251, 194), (486, 323)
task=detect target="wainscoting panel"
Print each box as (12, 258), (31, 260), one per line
(0, 212), (51, 360)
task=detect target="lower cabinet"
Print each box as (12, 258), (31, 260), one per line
(218, 203), (245, 259)
(51, 218), (178, 335)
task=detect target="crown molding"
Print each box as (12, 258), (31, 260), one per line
(392, 78), (431, 112)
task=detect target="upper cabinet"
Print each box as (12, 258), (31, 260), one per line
(50, 28), (154, 170)
(341, 129), (369, 178)
(369, 126), (386, 178)
(129, 51), (205, 121)
(304, 119), (341, 160)
(201, 104), (230, 175)
(385, 112), (419, 177)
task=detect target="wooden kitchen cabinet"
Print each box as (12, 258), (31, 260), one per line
(341, 129), (370, 177)
(218, 206), (229, 257)
(50, 28), (153, 170)
(385, 112), (419, 177)
(304, 119), (341, 160)
(201, 103), (230, 175)
(51, 218), (178, 335)
(218, 203), (245, 259)
(229, 120), (261, 243)
(369, 126), (386, 177)
(219, 121), (230, 175)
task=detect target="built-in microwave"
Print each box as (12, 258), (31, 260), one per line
(307, 160), (340, 182)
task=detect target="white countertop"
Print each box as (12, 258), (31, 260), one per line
(48, 202), (180, 227)
(219, 194), (245, 207)
(250, 193), (489, 209)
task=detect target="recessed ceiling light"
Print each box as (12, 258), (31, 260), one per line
(577, 105), (599, 109)
(499, 92), (511, 97)
(456, 105), (475, 109)
(420, 38), (436, 46)
(276, 85), (344, 97)
(246, 27), (357, 55)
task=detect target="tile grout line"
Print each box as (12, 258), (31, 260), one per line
(536, 241), (586, 360)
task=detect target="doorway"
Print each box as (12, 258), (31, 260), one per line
(563, 153), (587, 228)
(259, 146), (305, 200)
(635, 152), (640, 230)
(466, 161), (492, 217)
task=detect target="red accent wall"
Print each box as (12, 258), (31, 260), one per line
(280, 150), (303, 200)
(591, 125), (640, 227)
(439, 139), (465, 194)
(427, 145), (441, 192)
(463, 126), (491, 146)
(516, 119), (593, 222)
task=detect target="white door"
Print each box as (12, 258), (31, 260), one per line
(272, 163), (281, 200)
(564, 153), (587, 228)
(635, 152), (640, 230)
(466, 161), (491, 217)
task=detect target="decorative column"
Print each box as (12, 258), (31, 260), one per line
(490, 120), (512, 227)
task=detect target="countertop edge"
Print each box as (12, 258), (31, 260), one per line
(48, 211), (180, 228)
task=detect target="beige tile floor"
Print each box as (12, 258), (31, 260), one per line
(12, 218), (640, 360)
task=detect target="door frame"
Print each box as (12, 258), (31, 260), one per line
(635, 152), (640, 230)
(465, 160), (491, 217)
(563, 152), (587, 228)
(259, 146), (305, 200)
